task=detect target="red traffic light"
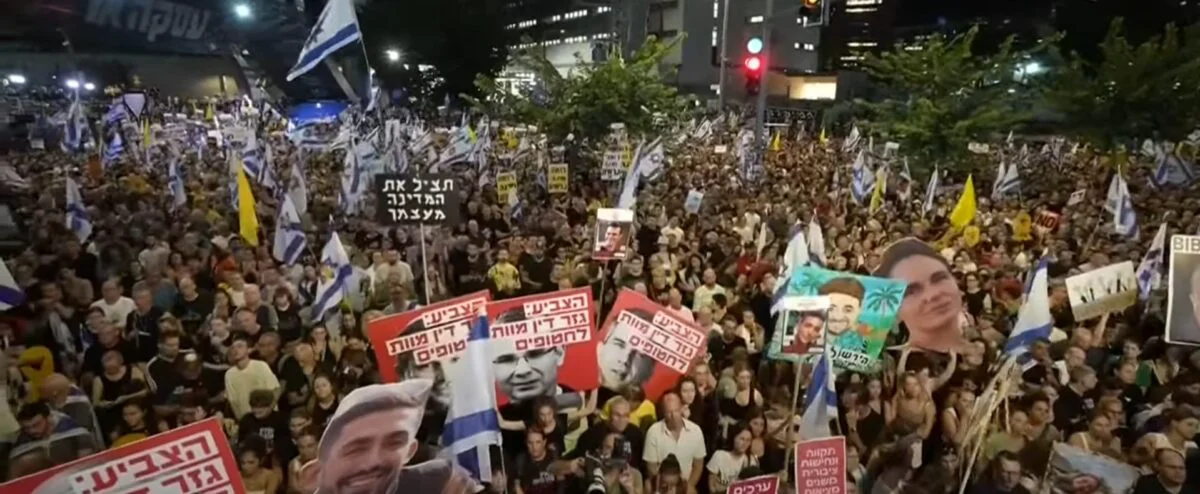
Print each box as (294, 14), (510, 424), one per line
(745, 56), (762, 72)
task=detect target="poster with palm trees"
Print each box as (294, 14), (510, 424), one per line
(767, 266), (908, 372)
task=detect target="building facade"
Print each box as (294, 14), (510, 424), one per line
(823, 0), (897, 70)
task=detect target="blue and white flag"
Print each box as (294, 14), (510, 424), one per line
(311, 233), (352, 318)
(104, 100), (126, 126)
(923, 168), (940, 217)
(807, 216), (827, 267)
(991, 161), (1021, 199)
(843, 125), (861, 152)
(799, 351), (838, 439)
(1004, 259), (1052, 370)
(771, 228), (810, 315)
(0, 258), (25, 311)
(1149, 153), (1196, 188)
(636, 137), (666, 181)
(288, 161), (309, 218)
(273, 195), (307, 266)
(168, 158), (187, 210)
(340, 141), (365, 215)
(61, 92), (91, 153)
(103, 132), (124, 167)
(850, 151), (874, 203)
(1136, 222), (1167, 301)
(65, 177), (93, 243)
(442, 309), (503, 483)
(287, 0), (362, 81)
(1112, 172), (1138, 238)
(616, 141), (645, 209)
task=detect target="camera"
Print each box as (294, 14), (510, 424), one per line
(582, 436), (632, 494)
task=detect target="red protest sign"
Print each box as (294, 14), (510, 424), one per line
(368, 291), (491, 410)
(0, 418), (243, 494)
(794, 436), (847, 494)
(1034, 210), (1061, 232)
(487, 287), (598, 406)
(729, 474), (780, 494)
(595, 289), (708, 400)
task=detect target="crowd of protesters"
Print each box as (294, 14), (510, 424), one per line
(1, 96), (1199, 494)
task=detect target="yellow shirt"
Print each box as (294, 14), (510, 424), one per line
(488, 262), (521, 293)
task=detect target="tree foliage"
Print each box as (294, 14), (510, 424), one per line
(1044, 19), (1200, 150)
(466, 35), (689, 143)
(856, 26), (1056, 172)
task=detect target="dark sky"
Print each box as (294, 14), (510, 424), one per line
(893, 0), (1055, 27)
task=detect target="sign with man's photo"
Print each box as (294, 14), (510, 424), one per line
(1065, 261), (1137, 321)
(1166, 235), (1200, 345)
(594, 290), (707, 400)
(486, 287), (598, 407)
(593, 208), (633, 261)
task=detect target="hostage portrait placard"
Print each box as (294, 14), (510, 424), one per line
(486, 287), (599, 407)
(766, 295), (830, 362)
(368, 291), (492, 412)
(595, 290), (707, 400)
(593, 208), (634, 261)
(1167, 235), (1200, 345)
(778, 266), (906, 371)
(0, 418), (244, 494)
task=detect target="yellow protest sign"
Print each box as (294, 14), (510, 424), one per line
(962, 225), (981, 247)
(1012, 211), (1033, 241)
(496, 172), (517, 203)
(548, 164), (569, 194)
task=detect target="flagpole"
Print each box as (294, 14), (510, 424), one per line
(351, 12), (386, 132)
(419, 223), (431, 304)
(781, 360), (805, 487)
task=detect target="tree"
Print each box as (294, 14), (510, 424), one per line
(466, 35), (689, 143)
(1044, 19), (1200, 151)
(856, 26), (1056, 173)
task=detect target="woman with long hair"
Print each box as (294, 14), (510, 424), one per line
(887, 372), (935, 440)
(110, 401), (163, 447)
(307, 373), (339, 431)
(238, 441), (280, 494)
(719, 363), (764, 426)
(940, 388), (976, 450)
(1067, 411), (1123, 461)
(706, 423), (758, 493)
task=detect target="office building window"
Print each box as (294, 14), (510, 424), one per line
(749, 15), (764, 23)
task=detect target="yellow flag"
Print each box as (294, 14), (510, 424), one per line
(141, 120), (151, 148)
(868, 177), (885, 215)
(949, 175), (977, 229)
(819, 126), (828, 145)
(237, 162), (259, 246)
(204, 103), (214, 121)
(770, 131), (781, 152)
(467, 125), (478, 144)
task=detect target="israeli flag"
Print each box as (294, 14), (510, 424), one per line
(1136, 223), (1167, 301)
(799, 351), (838, 439)
(273, 195), (307, 266)
(288, 161), (309, 218)
(340, 141), (365, 215)
(168, 158), (187, 210)
(287, 0), (362, 81)
(442, 309), (503, 483)
(636, 137), (666, 180)
(0, 258), (25, 311)
(616, 141), (645, 209)
(1149, 153), (1196, 188)
(1004, 259), (1052, 370)
(1104, 173), (1121, 214)
(991, 161), (1021, 199)
(311, 233), (352, 318)
(850, 151), (874, 203)
(65, 177), (93, 243)
(772, 228), (810, 315)
(103, 132), (124, 167)
(843, 125), (861, 152)
(1113, 173), (1138, 238)
(807, 216), (827, 267)
(923, 167), (939, 217)
(61, 93), (90, 153)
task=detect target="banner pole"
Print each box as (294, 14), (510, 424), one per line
(781, 361), (804, 487)
(420, 223), (431, 304)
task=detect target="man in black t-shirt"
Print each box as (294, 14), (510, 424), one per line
(515, 428), (560, 494)
(708, 315), (748, 370)
(518, 237), (553, 295)
(567, 397), (644, 470)
(451, 242), (489, 295)
(1054, 365), (1098, 435)
(238, 389), (293, 467)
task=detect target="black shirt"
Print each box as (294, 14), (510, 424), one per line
(172, 292), (213, 334)
(238, 410), (293, 466)
(1054, 385), (1093, 435)
(708, 335), (748, 370)
(82, 340), (140, 378)
(1132, 475), (1191, 494)
(125, 307), (164, 362)
(518, 254), (553, 295)
(147, 355), (181, 405)
(516, 452), (560, 494)
(568, 422), (645, 470)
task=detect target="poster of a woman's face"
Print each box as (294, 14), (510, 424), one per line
(877, 237), (965, 352)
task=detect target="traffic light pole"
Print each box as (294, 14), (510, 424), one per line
(751, 0), (774, 171)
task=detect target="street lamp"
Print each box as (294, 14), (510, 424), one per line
(84, 82), (96, 91)
(6, 74), (26, 84)
(66, 79), (80, 89)
(385, 49), (400, 62)
(233, 3), (252, 19)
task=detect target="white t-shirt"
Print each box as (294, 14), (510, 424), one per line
(644, 420), (707, 480)
(90, 297), (136, 327)
(707, 451), (755, 491)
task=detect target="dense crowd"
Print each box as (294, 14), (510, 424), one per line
(1, 98), (1199, 494)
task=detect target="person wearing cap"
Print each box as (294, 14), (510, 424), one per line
(297, 379), (478, 494)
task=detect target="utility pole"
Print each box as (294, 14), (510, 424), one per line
(716, 0), (732, 108)
(751, 0), (774, 176)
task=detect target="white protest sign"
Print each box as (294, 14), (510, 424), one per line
(1067, 189), (1087, 207)
(602, 151), (623, 181)
(968, 142), (990, 154)
(714, 145), (728, 154)
(1065, 261), (1137, 321)
(684, 189), (704, 214)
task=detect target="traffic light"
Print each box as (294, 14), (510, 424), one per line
(803, 0), (821, 7)
(801, 0), (825, 25)
(744, 37), (764, 96)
